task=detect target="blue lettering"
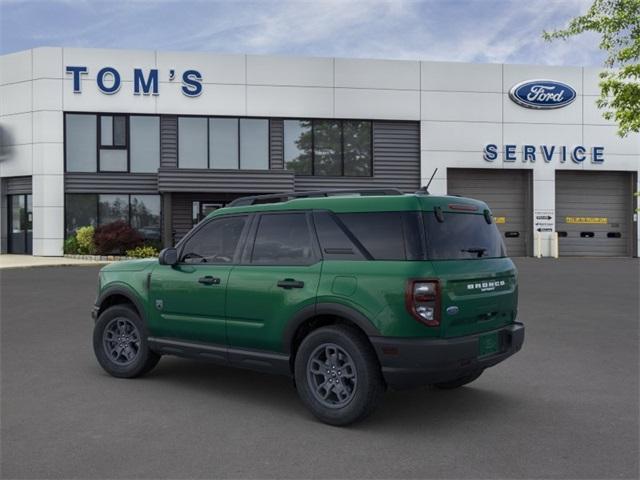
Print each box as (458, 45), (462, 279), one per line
(65, 66), (87, 93)
(541, 145), (555, 162)
(592, 146), (605, 163)
(134, 68), (158, 95)
(483, 144), (498, 162)
(182, 69), (203, 97)
(560, 146), (567, 163)
(504, 144), (517, 162)
(97, 67), (121, 94)
(523, 145), (536, 162)
(571, 146), (586, 163)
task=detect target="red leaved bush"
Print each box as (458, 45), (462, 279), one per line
(94, 221), (143, 255)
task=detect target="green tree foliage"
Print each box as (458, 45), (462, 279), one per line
(543, 0), (640, 136)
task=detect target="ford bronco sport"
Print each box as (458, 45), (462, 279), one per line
(92, 189), (524, 425)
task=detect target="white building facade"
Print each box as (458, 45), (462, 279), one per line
(0, 47), (638, 257)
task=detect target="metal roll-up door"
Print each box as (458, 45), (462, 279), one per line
(447, 168), (532, 257)
(555, 171), (633, 257)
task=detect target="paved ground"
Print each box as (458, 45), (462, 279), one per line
(0, 254), (105, 270)
(1, 259), (638, 479)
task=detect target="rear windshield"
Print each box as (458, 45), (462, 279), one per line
(424, 212), (506, 260)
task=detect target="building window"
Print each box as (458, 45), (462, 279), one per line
(65, 194), (161, 245)
(178, 116), (269, 170)
(65, 113), (159, 173)
(65, 114), (97, 172)
(99, 115), (128, 172)
(65, 194), (98, 236)
(209, 118), (238, 169)
(283, 120), (312, 175)
(240, 119), (269, 170)
(284, 119), (372, 177)
(178, 117), (208, 169)
(130, 116), (160, 173)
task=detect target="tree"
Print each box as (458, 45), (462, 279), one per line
(543, 0), (640, 137)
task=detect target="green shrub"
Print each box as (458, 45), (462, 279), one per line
(63, 236), (79, 254)
(125, 245), (160, 258)
(76, 225), (96, 255)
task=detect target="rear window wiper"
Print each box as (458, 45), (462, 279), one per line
(461, 247), (487, 258)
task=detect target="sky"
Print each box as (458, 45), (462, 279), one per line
(0, 0), (604, 66)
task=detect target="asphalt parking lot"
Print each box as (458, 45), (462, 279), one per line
(1, 258), (638, 479)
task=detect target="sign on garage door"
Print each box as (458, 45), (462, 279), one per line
(447, 169), (532, 257)
(556, 171), (634, 257)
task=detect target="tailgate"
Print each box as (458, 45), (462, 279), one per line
(431, 258), (518, 338)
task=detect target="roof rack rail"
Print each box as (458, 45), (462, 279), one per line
(227, 188), (405, 207)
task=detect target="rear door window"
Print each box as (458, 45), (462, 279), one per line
(251, 213), (315, 265)
(424, 212), (506, 260)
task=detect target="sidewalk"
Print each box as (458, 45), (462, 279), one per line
(0, 254), (108, 269)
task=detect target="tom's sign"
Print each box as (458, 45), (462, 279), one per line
(509, 79), (576, 109)
(65, 66), (203, 97)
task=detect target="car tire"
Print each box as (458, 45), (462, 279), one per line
(434, 370), (483, 389)
(294, 325), (385, 426)
(93, 304), (160, 378)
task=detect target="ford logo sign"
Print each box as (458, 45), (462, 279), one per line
(509, 79), (577, 109)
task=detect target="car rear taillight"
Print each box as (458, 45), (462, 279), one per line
(405, 280), (440, 327)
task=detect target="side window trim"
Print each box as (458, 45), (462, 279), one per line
(243, 211), (320, 266)
(176, 213), (251, 265)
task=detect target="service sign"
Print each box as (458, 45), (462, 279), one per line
(509, 79), (577, 109)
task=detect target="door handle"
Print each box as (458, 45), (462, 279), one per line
(277, 278), (305, 289)
(198, 276), (221, 285)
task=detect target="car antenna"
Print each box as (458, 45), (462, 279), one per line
(416, 168), (438, 195)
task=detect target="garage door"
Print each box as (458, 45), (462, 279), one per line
(556, 171), (634, 257)
(447, 169), (532, 257)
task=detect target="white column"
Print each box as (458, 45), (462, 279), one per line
(532, 167), (556, 258)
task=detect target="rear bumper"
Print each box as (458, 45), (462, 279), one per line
(370, 322), (525, 390)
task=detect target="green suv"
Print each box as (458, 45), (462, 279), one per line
(92, 189), (524, 425)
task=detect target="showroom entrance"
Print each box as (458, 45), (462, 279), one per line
(447, 168), (533, 257)
(8, 194), (33, 254)
(556, 171), (636, 257)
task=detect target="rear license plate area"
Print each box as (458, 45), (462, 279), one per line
(478, 332), (500, 357)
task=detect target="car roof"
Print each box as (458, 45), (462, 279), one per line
(208, 193), (490, 218)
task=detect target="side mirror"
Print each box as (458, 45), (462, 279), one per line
(158, 247), (178, 266)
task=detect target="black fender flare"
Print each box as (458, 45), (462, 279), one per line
(282, 302), (381, 353)
(95, 285), (148, 324)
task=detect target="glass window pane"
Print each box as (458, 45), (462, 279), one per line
(99, 149), (127, 171)
(99, 195), (129, 226)
(338, 212), (406, 260)
(240, 119), (268, 170)
(66, 114), (97, 172)
(181, 216), (247, 264)
(113, 116), (127, 146)
(65, 194), (97, 237)
(100, 116), (113, 146)
(130, 116), (160, 173)
(192, 201), (200, 226)
(343, 121), (371, 176)
(284, 120), (312, 175)
(131, 195), (161, 244)
(251, 213), (313, 265)
(178, 117), (208, 168)
(11, 195), (24, 232)
(424, 212), (505, 260)
(313, 211), (364, 260)
(210, 118), (238, 169)
(313, 120), (341, 176)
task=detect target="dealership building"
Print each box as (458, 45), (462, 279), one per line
(0, 47), (638, 257)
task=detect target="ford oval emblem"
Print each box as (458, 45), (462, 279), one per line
(509, 79), (577, 109)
